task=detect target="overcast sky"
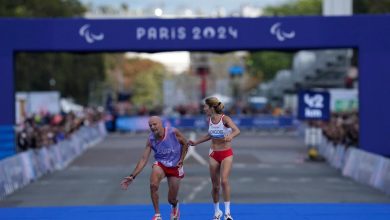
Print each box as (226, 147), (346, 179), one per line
(81, 0), (292, 13)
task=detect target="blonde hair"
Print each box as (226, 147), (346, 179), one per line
(205, 97), (224, 114)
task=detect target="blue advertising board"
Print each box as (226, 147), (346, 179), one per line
(116, 116), (296, 132)
(298, 90), (330, 121)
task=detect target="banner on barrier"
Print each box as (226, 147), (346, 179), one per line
(116, 116), (296, 132)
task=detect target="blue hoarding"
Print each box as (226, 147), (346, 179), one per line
(116, 116), (296, 132)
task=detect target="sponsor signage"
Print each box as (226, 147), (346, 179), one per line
(298, 90), (330, 120)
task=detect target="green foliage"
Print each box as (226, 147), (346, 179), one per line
(246, 51), (293, 81)
(246, 0), (321, 83)
(1, 0), (106, 105)
(0, 0), (85, 17)
(354, 0), (390, 14)
(15, 53), (105, 105)
(263, 0), (322, 16)
(132, 66), (165, 108)
(263, 0), (390, 16)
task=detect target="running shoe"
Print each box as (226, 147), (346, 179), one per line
(212, 210), (223, 220)
(224, 213), (234, 220)
(152, 213), (162, 220)
(170, 203), (180, 220)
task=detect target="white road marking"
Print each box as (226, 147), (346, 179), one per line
(267, 177), (281, 182)
(238, 177), (254, 183)
(281, 164), (296, 169)
(184, 179), (209, 203)
(185, 132), (208, 166)
(233, 163), (247, 168)
(257, 164), (272, 169)
(296, 177), (312, 183)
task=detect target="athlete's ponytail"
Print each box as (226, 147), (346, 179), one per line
(205, 97), (224, 114)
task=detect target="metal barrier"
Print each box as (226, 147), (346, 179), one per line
(0, 122), (107, 199)
(318, 136), (390, 195)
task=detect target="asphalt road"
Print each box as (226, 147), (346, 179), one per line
(1, 131), (389, 207)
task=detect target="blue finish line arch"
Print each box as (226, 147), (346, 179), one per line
(1, 15), (390, 158)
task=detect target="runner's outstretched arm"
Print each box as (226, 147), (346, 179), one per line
(121, 140), (152, 190)
(188, 134), (211, 146)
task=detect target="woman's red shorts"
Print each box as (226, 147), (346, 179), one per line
(209, 148), (233, 163)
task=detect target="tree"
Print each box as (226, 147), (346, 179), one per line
(132, 67), (165, 108)
(244, 1), (321, 86)
(0, 0), (85, 17)
(1, 0), (107, 105)
(263, 0), (322, 16)
(124, 58), (166, 108)
(246, 52), (293, 82)
(354, 0), (390, 14)
(15, 52), (105, 105)
(104, 55), (167, 109)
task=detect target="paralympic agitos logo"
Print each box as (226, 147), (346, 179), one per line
(270, 22), (296, 42)
(79, 24), (105, 44)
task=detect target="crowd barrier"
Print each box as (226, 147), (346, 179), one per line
(0, 122), (107, 199)
(116, 116), (297, 132)
(318, 139), (390, 195)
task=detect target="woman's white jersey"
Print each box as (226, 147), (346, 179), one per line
(208, 115), (232, 139)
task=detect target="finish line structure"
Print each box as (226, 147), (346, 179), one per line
(1, 15), (390, 158)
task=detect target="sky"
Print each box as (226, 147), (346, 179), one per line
(81, 0), (292, 14)
(126, 52), (190, 74)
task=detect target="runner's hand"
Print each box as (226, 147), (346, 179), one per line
(188, 140), (196, 146)
(224, 135), (233, 142)
(120, 175), (134, 190)
(177, 159), (184, 168)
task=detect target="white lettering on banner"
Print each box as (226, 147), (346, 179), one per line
(203, 26), (216, 39)
(305, 108), (322, 118)
(304, 94), (324, 108)
(160, 27), (169, 40)
(178, 27), (186, 39)
(148, 27), (157, 40)
(137, 27), (186, 40)
(136, 26), (238, 40)
(192, 27), (201, 40)
(136, 27), (146, 39)
(228, 26), (238, 38)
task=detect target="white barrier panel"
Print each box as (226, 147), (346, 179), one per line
(324, 142), (335, 162)
(330, 145), (346, 169)
(0, 154), (26, 198)
(0, 122), (106, 199)
(372, 157), (390, 194)
(354, 150), (383, 186)
(342, 148), (359, 177)
(339, 147), (390, 195)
